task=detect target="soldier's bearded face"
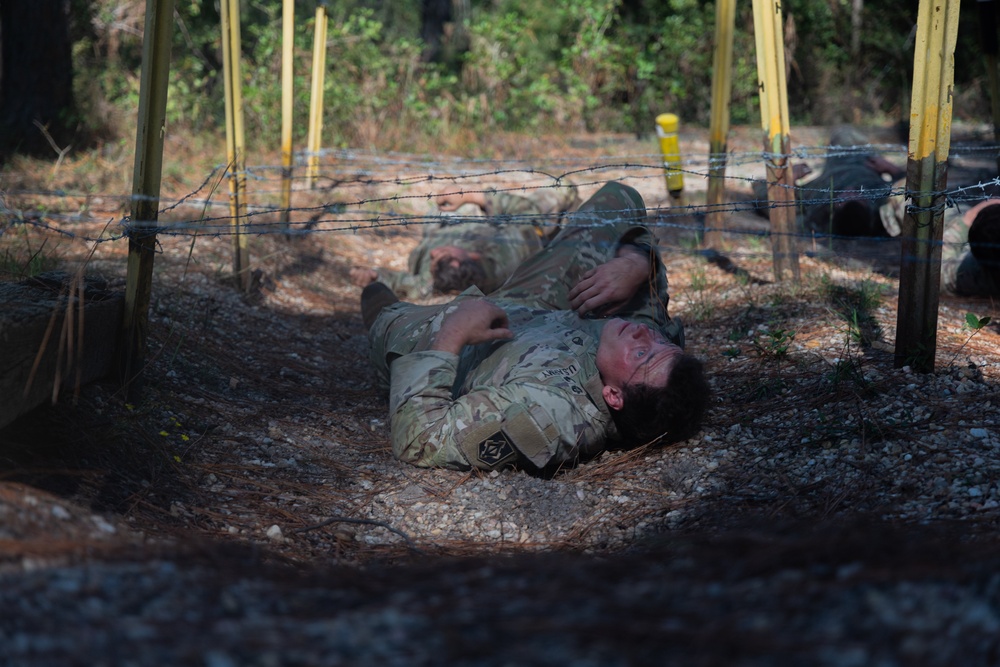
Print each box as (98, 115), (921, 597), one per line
(596, 318), (681, 391)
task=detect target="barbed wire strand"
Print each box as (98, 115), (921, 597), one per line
(3, 142), (1000, 271)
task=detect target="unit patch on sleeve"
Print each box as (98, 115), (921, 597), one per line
(476, 431), (517, 468)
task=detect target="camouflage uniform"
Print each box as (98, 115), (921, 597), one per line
(377, 213), (541, 300)
(377, 183), (581, 299)
(752, 126), (897, 238)
(879, 196), (1000, 296)
(482, 182), (582, 241)
(367, 182), (683, 472)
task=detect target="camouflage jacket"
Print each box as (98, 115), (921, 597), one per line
(482, 183), (582, 241)
(367, 181), (683, 472)
(377, 183), (581, 299)
(377, 216), (541, 299)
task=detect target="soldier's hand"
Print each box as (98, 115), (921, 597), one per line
(568, 249), (649, 317)
(431, 299), (513, 354)
(435, 192), (465, 211)
(436, 190), (487, 212)
(350, 266), (378, 287)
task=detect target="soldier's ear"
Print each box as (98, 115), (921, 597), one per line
(602, 384), (624, 411)
(468, 251), (482, 261)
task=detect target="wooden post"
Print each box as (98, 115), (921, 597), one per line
(280, 0), (294, 228)
(752, 0), (799, 282)
(221, 0), (251, 291)
(120, 0), (174, 401)
(703, 0), (736, 249)
(894, 0), (961, 371)
(306, 1), (328, 190)
(978, 0), (1000, 174)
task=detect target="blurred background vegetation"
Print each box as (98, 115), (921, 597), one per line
(0, 0), (996, 157)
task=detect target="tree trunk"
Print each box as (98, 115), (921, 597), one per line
(0, 0), (76, 156)
(420, 0), (452, 63)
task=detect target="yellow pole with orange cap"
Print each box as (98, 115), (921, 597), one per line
(656, 113), (685, 203)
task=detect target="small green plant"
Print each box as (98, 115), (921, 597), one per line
(902, 341), (932, 371)
(746, 376), (787, 400)
(965, 312), (992, 331)
(845, 309), (867, 346)
(827, 357), (868, 389)
(686, 265), (716, 321)
(689, 265), (708, 292)
(824, 278), (885, 348)
(753, 327), (796, 358)
(947, 312), (993, 367)
(0, 223), (60, 278)
(679, 230), (703, 251)
(744, 232), (768, 255)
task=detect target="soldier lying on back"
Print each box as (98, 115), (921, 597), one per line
(360, 181), (710, 473)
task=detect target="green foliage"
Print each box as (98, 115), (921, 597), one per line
(62, 0), (995, 150)
(685, 264), (716, 321)
(0, 222), (60, 279)
(965, 313), (992, 330)
(947, 312), (994, 367)
(823, 277), (886, 348)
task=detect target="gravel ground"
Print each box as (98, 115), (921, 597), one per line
(2, 126), (1000, 664)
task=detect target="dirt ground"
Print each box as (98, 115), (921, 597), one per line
(2, 125), (1000, 664)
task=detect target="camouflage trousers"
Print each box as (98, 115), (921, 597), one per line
(368, 181), (669, 388)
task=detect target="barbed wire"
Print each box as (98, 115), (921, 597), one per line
(3, 142), (999, 272)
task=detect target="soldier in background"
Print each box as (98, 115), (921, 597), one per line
(752, 126), (904, 239)
(350, 182), (581, 299)
(879, 195), (1000, 297)
(360, 181), (708, 473)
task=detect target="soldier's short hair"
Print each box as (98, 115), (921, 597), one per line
(830, 199), (878, 238)
(611, 353), (710, 448)
(969, 203), (1000, 267)
(432, 256), (487, 294)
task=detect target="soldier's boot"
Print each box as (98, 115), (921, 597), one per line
(361, 282), (399, 331)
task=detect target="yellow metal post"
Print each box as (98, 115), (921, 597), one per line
(221, 0), (251, 291)
(752, 0), (799, 281)
(894, 0), (961, 371)
(120, 0), (175, 400)
(280, 0), (295, 227)
(306, 2), (328, 190)
(703, 0), (736, 249)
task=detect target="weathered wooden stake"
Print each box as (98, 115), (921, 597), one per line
(280, 0), (294, 228)
(895, 0), (961, 371)
(119, 0), (174, 401)
(221, 0), (251, 292)
(306, 2), (328, 190)
(752, 0), (799, 282)
(703, 0), (736, 250)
